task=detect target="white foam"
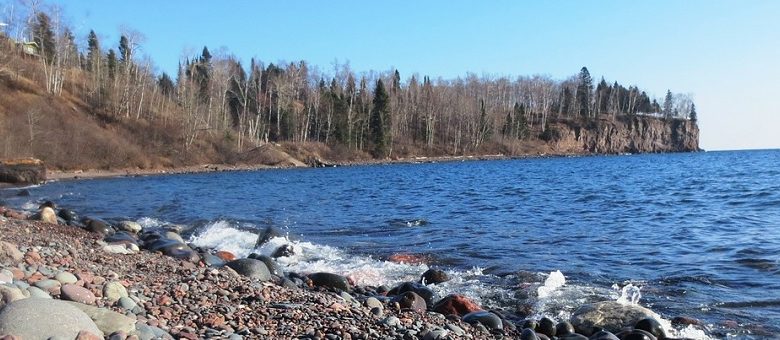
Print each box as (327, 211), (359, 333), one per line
(136, 217), (167, 230)
(188, 221), (260, 258)
(537, 270), (566, 298)
(614, 283), (642, 305)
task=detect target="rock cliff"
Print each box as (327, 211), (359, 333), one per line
(548, 116), (700, 154)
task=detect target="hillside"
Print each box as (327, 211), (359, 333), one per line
(0, 33), (699, 172)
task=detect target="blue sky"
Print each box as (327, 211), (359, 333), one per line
(14, 1), (780, 150)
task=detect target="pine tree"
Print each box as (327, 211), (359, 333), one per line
(86, 30), (100, 72)
(514, 102), (528, 139)
(689, 103), (697, 122)
(106, 49), (117, 79)
(158, 72), (175, 97)
(663, 90), (673, 119)
(118, 35), (131, 63)
(32, 12), (56, 63)
(370, 79), (390, 158)
(576, 67), (593, 118)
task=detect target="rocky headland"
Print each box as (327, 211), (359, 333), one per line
(0, 203), (706, 340)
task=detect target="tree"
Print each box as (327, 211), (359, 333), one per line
(576, 67), (593, 118)
(689, 102), (697, 122)
(86, 30), (100, 72)
(158, 72), (175, 97)
(106, 49), (117, 79)
(31, 12), (55, 63)
(370, 79), (389, 158)
(663, 90), (673, 119)
(118, 35), (131, 63)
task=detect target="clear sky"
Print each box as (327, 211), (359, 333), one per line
(14, 1), (780, 150)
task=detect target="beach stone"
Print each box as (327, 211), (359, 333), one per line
(420, 268), (450, 285)
(0, 270), (12, 284)
(76, 330), (102, 340)
(254, 226), (284, 247)
(634, 318), (666, 339)
(105, 231), (139, 245)
(556, 321), (576, 336)
(34, 278), (61, 293)
(463, 310), (503, 330)
(103, 244), (140, 255)
(570, 301), (659, 336)
(537, 317), (556, 337)
(520, 328), (540, 340)
(84, 218), (113, 234)
(422, 327), (448, 340)
(37, 206), (58, 224)
(622, 329), (657, 340)
(445, 323), (465, 336)
(0, 242), (23, 264)
(394, 291), (427, 313)
(253, 254), (282, 276)
(62, 284), (97, 304)
(307, 272), (351, 291)
(118, 296), (137, 310)
(103, 281), (129, 302)
(201, 252), (226, 267)
(225, 259), (271, 281)
(58, 209), (77, 222)
(216, 250), (236, 262)
(271, 244), (295, 258)
(26, 286), (51, 298)
(163, 231), (185, 244)
(0, 298), (103, 338)
(365, 297), (383, 310)
(381, 316), (401, 327)
(55, 271), (78, 284)
(64, 301), (137, 335)
(0, 285), (25, 307)
(388, 282), (437, 307)
(144, 238), (198, 261)
(559, 334), (588, 340)
(589, 330), (621, 340)
(432, 294), (482, 316)
(117, 221), (142, 234)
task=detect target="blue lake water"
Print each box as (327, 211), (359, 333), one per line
(4, 150), (779, 338)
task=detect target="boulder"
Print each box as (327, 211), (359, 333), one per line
(634, 318), (666, 339)
(0, 241), (23, 265)
(116, 221), (142, 234)
(254, 226), (284, 247)
(102, 281), (128, 303)
(271, 244), (295, 258)
(58, 209), (78, 222)
(64, 301), (137, 335)
(0, 158), (46, 184)
(225, 259), (272, 281)
(462, 310), (503, 330)
(420, 268), (450, 285)
(307, 272), (351, 291)
(0, 298), (103, 338)
(570, 301), (660, 336)
(393, 291), (427, 313)
(0, 285), (26, 308)
(37, 206), (58, 224)
(432, 294), (482, 316)
(83, 218), (113, 235)
(247, 254), (282, 276)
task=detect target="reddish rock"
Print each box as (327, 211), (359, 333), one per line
(76, 330), (102, 340)
(215, 251), (236, 261)
(61, 284), (97, 304)
(388, 253), (429, 265)
(26, 272), (44, 284)
(432, 294), (483, 317)
(76, 271), (95, 284)
(0, 241), (23, 264)
(10, 268), (24, 280)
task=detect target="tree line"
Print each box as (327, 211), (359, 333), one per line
(1, 3), (697, 158)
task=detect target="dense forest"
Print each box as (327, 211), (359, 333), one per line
(0, 3), (698, 168)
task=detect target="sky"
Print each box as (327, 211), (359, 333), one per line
(6, 0), (780, 150)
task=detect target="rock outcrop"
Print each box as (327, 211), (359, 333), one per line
(548, 116), (699, 154)
(0, 158), (47, 184)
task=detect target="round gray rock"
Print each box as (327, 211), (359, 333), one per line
(55, 271), (78, 284)
(26, 286), (51, 299)
(224, 259), (271, 281)
(0, 298), (103, 338)
(103, 281), (128, 302)
(570, 301), (660, 335)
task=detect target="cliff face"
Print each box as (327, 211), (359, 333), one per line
(549, 116), (700, 154)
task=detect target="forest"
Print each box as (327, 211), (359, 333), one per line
(0, 3), (698, 167)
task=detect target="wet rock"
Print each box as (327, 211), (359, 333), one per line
(394, 291), (427, 313)
(388, 282), (437, 307)
(432, 294), (482, 316)
(271, 244), (295, 258)
(61, 284), (97, 304)
(83, 218), (113, 235)
(116, 221), (142, 234)
(58, 209), (77, 222)
(216, 250), (236, 262)
(201, 252), (226, 267)
(537, 317), (556, 337)
(420, 268), (450, 285)
(0, 298), (103, 338)
(254, 226), (284, 247)
(144, 238), (198, 261)
(520, 328), (540, 340)
(560, 334), (589, 340)
(308, 272), (351, 291)
(251, 254), (282, 276)
(0, 241), (23, 264)
(589, 330), (621, 340)
(225, 258), (272, 281)
(671, 316), (701, 327)
(462, 310), (503, 330)
(105, 231), (139, 245)
(556, 321), (576, 336)
(570, 301), (659, 335)
(64, 301), (137, 335)
(103, 281), (129, 302)
(622, 329), (657, 340)
(634, 318), (666, 339)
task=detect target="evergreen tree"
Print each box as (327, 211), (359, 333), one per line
(86, 30), (100, 72)
(663, 90), (673, 119)
(576, 67), (593, 118)
(370, 79), (390, 158)
(118, 35), (131, 63)
(158, 72), (175, 97)
(106, 49), (117, 79)
(514, 102), (528, 139)
(32, 12), (56, 63)
(196, 46), (212, 102)
(689, 103), (697, 122)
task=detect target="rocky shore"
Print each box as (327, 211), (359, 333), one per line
(0, 203), (704, 340)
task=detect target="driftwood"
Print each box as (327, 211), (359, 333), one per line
(0, 158), (47, 184)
